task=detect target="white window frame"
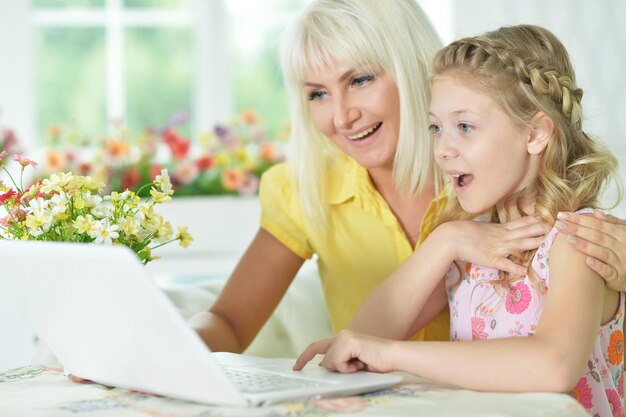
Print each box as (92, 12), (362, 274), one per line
(0, 0), (230, 154)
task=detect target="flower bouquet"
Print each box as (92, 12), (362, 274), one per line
(37, 109), (287, 197)
(0, 152), (192, 264)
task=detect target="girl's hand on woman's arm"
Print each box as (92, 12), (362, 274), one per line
(555, 211), (626, 291)
(445, 216), (547, 277)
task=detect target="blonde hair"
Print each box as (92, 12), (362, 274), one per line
(279, 0), (442, 225)
(430, 24), (622, 281)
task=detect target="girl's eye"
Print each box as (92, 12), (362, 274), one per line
(352, 74), (376, 87)
(458, 123), (474, 133)
(307, 90), (328, 101)
(429, 124), (442, 134)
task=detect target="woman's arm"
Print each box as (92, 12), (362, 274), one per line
(556, 210), (626, 291)
(188, 228), (304, 352)
(297, 233), (610, 393)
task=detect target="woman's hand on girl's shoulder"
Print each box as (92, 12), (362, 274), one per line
(555, 210), (626, 291)
(440, 216), (546, 277)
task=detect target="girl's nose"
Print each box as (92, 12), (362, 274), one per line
(434, 134), (458, 160)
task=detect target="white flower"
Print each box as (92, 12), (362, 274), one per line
(86, 194), (103, 208)
(155, 169), (174, 195)
(50, 193), (69, 219)
(90, 201), (109, 219)
(92, 218), (120, 244)
(27, 197), (50, 214)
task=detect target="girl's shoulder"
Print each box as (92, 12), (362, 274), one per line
(531, 208), (595, 283)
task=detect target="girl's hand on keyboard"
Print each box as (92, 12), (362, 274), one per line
(293, 330), (394, 373)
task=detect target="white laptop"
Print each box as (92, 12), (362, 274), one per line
(0, 240), (402, 406)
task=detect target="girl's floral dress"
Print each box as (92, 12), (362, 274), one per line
(446, 211), (624, 417)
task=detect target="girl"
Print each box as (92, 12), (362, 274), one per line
(294, 24), (623, 417)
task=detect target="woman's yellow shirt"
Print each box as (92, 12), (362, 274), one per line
(259, 159), (449, 341)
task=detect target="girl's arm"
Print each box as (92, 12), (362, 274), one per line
(297, 232), (612, 393)
(189, 228), (304, 352)
(556, 210), (626, 291)
(347, 215), (546, 340)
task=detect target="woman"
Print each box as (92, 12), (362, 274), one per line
(189, 0), (626, 353)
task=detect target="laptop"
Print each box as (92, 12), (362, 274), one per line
(0, 240), (402, 406)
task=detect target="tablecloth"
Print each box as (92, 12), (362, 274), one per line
(0, 365), (589, 417)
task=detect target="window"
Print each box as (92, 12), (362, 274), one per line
(28, 0), (307, 146)
(33, 0), (194, 138)
(4, 0), (449, 151)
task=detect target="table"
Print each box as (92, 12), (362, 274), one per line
(0, 365), (589, 417)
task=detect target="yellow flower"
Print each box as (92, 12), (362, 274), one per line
(73, 196), (86, 210)
(118, 215), (140, 237)
(176, 226), (193, 248)
(213, 152), (231, 167)
(73, 214), (96, 235)
(25, 211), (51, 235)
(149, 187), (171, 204)
(139, 203), (155, 220)
(41, 172), (74, 194)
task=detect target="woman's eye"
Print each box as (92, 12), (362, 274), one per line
(458, 123), (473, 133)
(307, 90), (327, 101)
(429, 124), (441, 134)
(352, 74), (375, 87)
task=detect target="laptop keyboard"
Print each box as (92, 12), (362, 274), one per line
(221, 366), (334, 394)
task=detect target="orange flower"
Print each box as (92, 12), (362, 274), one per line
(260, 142), (277, 162)
(240, 108), (261, 124)
(44, 150), (68, 172)
(105, 139), (130, 160)
(46, 125), (62, 140)
(221, 168), (245, 191)
(608, 330), (623, 365)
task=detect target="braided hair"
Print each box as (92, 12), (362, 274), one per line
(430, 25), (621, 282)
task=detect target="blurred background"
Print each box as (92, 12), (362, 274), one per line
(0, 0), (623, 209)
(0, 0), (624, 370)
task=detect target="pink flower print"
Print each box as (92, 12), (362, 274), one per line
(606, 389), (622, 417)
(508, 321), (525, 336)
(569, 378), (593, 410)
(313, 397), (368, 412)
(471, 317), (488, 340)
(505, 281), (531, 314)
(618, 372), (624, 397)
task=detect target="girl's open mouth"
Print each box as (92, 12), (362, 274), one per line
(454, 173), (474, 188)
